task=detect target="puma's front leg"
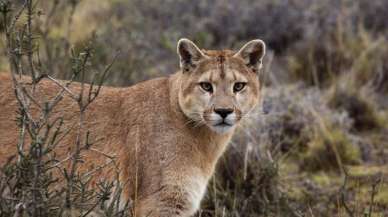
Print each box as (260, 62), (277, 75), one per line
(136, 184), (203, 217)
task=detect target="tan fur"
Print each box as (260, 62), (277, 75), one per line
(0, 39), (265, 217)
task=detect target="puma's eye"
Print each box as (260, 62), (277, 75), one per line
(233, 82), (247, 92)
(199, 82), (213, 93)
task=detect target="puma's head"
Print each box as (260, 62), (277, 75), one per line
(177, 38), (265, 134)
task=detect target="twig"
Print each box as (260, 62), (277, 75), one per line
(46, 75), (78, 101)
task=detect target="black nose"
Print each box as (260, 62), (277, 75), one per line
(214, 108), (234, 119)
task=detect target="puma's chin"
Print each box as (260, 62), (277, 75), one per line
(209, 123), (235, 134)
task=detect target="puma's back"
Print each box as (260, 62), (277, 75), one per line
(0, 72), (173, 184)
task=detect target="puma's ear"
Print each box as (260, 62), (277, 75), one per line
(177, 38), (206, 72)
(234, 39), (266, 73)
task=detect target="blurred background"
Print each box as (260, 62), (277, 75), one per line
(1, 0), (387, 216)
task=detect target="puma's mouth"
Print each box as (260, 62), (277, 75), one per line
(201, 111), (238, 134)
(214, 121), (233, 127)
(210, 121), (235, 134)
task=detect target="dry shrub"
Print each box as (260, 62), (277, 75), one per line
(288, 24), (388, 89)
(198, 143), (301, 217)
(301, 124), (361, 172)
(0, 1), (131, 216)
(327, 87), (383, 132)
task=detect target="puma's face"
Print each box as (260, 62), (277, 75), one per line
(177, 39), (266, 134)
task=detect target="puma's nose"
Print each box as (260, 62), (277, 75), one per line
(214, 108), (234, 119)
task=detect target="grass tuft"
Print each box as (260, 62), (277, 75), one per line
(301, 124), (361, 172)
(327, 87), (383, 132)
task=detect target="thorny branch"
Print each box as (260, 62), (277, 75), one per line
(0, 0), (129, 216)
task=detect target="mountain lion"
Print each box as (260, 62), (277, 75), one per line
(0, 38), (265, 216)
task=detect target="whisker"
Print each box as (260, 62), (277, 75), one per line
(240, 111), (267, 120)
(193, 119), (206, 128)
